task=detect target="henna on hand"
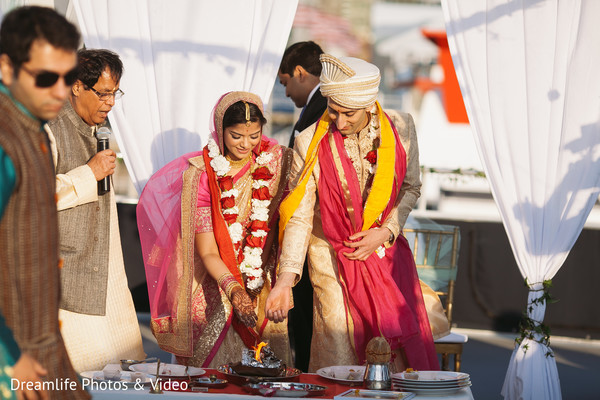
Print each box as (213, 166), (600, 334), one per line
(230, 285), (258, 327)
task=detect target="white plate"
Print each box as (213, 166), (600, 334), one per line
(393, 370), (469, 382)
(335, 389), (415, 399)
(353, 390), (414, 399)
(392, 379), (471, 389)
(316, 366), (365, 384)
(130, 363), (205, 378)
(392, 384), (471, 396)
(393, 380), (471, 389)
(80, 370), (154, 387)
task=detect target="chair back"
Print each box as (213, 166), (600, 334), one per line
(403, 222), (460, 326)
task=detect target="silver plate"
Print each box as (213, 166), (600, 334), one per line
(80, 370), (155, 387)
(191, 376), (228, 388)
(130, 362), (205, 378)
(243, 382), (327, 397)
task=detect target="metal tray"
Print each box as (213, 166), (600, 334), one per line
(243, 382), (327, 397)
(217, 364), (301, 385)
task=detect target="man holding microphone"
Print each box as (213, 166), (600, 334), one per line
(46, 48), (144, 373)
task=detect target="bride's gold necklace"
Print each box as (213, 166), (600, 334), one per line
(225, 154), (252, 169)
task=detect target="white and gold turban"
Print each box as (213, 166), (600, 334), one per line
(319, 54), (381, 109)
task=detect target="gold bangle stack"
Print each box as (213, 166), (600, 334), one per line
(217, 272), (242, 300)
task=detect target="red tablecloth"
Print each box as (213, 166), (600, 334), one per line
(163, 368), (363, 398)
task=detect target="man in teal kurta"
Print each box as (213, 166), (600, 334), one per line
(0, 6), (89, 400)
(0, 88), (50, 399)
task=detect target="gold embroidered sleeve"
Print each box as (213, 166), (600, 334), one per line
(195, 206), (213, 233)
(278, 128), (318, 282)
(383, 111), (421, 235)
(381, 207), (400, 248)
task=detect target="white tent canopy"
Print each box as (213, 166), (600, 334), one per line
(442, 1), (600, 399)
(72, 0), (297, 193)
(1, 0), (297, 194)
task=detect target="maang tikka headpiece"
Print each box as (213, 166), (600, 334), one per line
(244, 101), (251, 126)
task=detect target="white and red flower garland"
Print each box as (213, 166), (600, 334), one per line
(207, 138), (274, 291)
(364, 113), (379, 174)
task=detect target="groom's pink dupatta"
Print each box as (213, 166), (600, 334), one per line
(315, 112), (438, 369)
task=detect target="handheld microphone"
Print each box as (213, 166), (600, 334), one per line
(96, 126), (111, 195)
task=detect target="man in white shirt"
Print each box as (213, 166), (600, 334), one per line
(278, 41), (328, 148)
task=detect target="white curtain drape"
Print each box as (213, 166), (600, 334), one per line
(0, 1), (55, 22)
(72, 0), (297, 193)
(441, 1), (600, 399)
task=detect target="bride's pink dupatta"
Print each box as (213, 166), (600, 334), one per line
(137, 91), (286, 361)
(317, 116), (438, 369)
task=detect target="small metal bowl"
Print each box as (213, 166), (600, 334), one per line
(120, 359), (140, 371)
(192, 375), (228, 389)
(120, 357), (158, 371)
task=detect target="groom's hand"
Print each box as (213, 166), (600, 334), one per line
(265, 272), (296, 323)
(342, 227), (391, 261)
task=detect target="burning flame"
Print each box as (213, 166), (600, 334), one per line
(253, 342), (268, 362)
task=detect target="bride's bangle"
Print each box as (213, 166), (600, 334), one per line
(217, 272), (242, 300)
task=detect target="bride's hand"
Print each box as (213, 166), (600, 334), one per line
(230, 285), (258, 327)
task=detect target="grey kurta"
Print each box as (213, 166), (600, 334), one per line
(46, 102), (144, 372)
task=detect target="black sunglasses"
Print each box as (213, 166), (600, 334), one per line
(20, 65), (78, 88)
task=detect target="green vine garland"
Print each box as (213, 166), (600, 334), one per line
(422, 166), (487, 178)
(515, 278), (558, 357)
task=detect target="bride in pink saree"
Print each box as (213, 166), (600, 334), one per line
(137, 91), (293, 367)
